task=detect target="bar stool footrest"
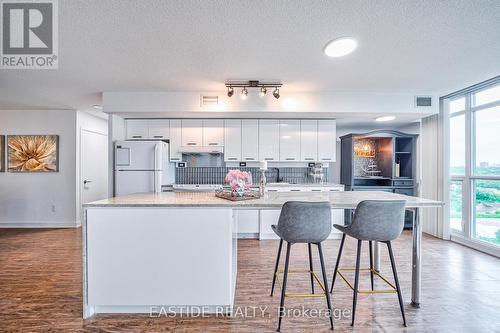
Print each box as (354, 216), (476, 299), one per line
(337, 268), (397, 294)
(275, 269), (327, 298)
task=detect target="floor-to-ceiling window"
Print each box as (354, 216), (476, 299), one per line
(446, 78), (500, 254)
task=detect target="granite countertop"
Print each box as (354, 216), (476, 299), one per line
(84, 191), (443, 209)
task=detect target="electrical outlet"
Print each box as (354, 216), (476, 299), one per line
(51, 205), (56, 213)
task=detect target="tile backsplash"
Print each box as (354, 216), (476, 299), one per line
(175, 167), (328, 184)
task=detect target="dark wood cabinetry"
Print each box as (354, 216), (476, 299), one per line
(340, 130), (418, 228)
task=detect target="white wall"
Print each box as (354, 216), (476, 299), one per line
(0, 109), (108, 228)
(0, 110), (78, 227)
(103, 91), (438, 118)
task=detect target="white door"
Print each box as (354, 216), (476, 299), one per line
(300, 120), (318, 161)
(224, 119), (242, 161)
(241, 120), (259, 162)
(203, 119), (224, 146)
(81, 130), (109, 204)
(279, 120), (300, 161)
(258, 119), (280, 162)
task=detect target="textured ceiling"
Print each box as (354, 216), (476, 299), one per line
(0, 0), (499, 112)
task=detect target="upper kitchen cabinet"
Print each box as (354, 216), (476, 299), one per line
(300, 120), (318, 161)
(126, 120), (149, 139)
(224, 119), (242, 161)
(258, 120), (280, 161)
(241, 120), (259, 162)
(147, 120), (170, 140)
(169, 119), (182, 161)
(317, 120), (337, 162)
(279, 120), (300, 161)
(203, 119), (224, 146)
(181, 119), (203, 146)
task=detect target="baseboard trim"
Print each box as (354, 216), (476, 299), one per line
(0, 221), (80, 228)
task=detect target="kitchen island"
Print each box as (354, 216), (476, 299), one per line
(82, 191), (442, 318)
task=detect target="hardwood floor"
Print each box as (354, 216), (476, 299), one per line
(0, 228), (499, 332)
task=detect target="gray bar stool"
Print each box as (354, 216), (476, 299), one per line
(270, 201), (334, 331)
(329, 200), (407, 327)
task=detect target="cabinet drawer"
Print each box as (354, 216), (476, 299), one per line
(393, 179), (414, 186)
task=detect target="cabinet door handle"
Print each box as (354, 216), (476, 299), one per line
(153, 135), (163, 138)
(132, 135), (142, 138)
(321, 158), (332, 161)
(264, 158), (274, 161)
(285, 158), (295, 161)
(304, 158), (314, 161)
(311, 189), (321, 192)
(245, 158), (255, 160)
(171, 158), (180, 161)
(227, 158), (237, 161)
(290, 189), (301, 192)
(208, 142), (218, 146)
(187, 142), (197, 146)
(268, 189), (278, 192)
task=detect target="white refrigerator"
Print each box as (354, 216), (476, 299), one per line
(114, 140), (173, 196)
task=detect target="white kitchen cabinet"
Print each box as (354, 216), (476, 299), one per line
(148, 120), (170, 140)
(169, 119), (182, 161)
(300, 120), (318, 161)
(258, 120), (280, 162)
(236, 210), (259, 236)
(241, 120), (259, 162)
(181, 119), (203, 146)
(203, 119), (224, 147)
(224, 119), (242, 161)
(317, 120), (336, 162)
(259, 210), (281, 240)
(279, 120), (300, 161)
(126, 120), (149, 139)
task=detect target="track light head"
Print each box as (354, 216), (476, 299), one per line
(260, 87), (267, 97)
(273, 87), (280, 99)
(227, 86), (234, 97)
(241, 87), (248, 100)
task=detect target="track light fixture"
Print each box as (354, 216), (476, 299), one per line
(273, 87), (280, 99)
(225, 80), (282, 100)
(241, 87), (248, 99)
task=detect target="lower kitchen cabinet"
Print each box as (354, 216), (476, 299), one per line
(236, 210), (259, 238)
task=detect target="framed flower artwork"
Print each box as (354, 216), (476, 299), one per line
(7, 135), (59, 172)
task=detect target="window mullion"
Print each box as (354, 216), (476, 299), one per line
(463, 93), (473, 238)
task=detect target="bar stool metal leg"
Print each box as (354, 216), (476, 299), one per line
(317, 242), (334, 330)
(369, 240), (374, 291)
(386, 241), (407, 327)
(330, 233), (346, 293)
(271, 239), (283, 297)
(351, 240), (362, 326)
(277, 242), (292, 332)
(308, 243), (315, 294)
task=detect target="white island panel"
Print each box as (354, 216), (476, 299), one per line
(86, 207), (235, 313)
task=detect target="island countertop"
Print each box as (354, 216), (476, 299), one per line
(84, 191), (443, 209)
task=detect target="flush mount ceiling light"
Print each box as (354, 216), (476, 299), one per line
(225, 80), (282, 99)
(324, 37), (357, 57)
(92, 104), (102, 110)
(375, 116), (396, 122)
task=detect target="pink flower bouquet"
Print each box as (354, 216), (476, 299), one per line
(225, 170), (253, 196)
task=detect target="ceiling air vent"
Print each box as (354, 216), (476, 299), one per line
(200, 95), (218, 107)
(415, 96), (432, 107)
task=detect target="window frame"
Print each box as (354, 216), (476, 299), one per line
(447, 81), (500, 252)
